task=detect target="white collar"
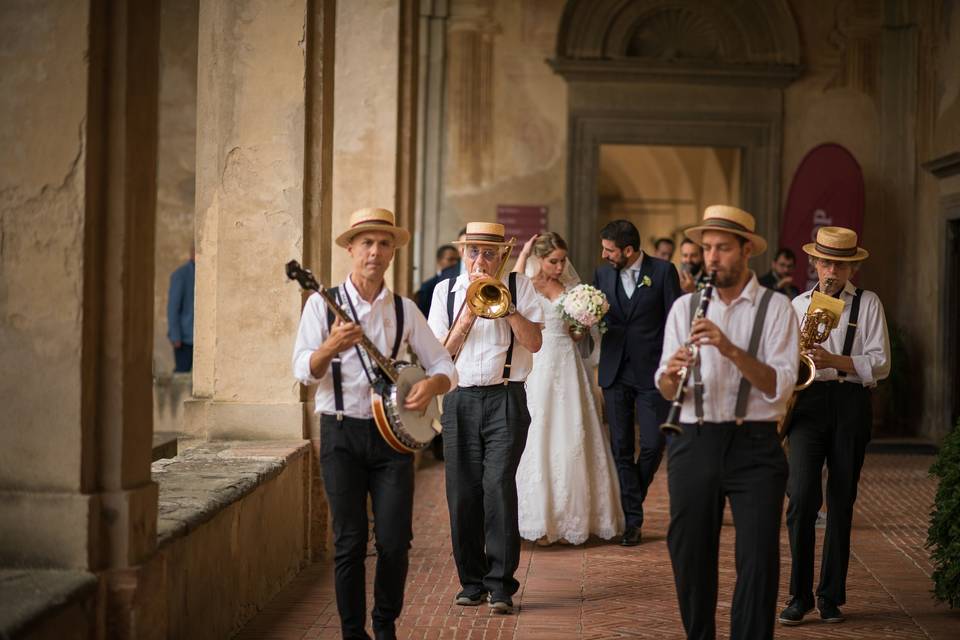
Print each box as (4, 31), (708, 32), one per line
(343, 274), (389, 306)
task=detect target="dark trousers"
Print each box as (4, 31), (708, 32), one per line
(602, 380), (668, 528)
(173, 343), (193, 372)
(785, 381), (872, 607)
(667, 422), (787, 640)
(441, 383), (531, 598)
(320, 415), (415, 640)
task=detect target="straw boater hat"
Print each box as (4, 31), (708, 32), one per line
(335, 207), (410, 248)
(803, 226), (869, 262)
(684, 205), (768, 255)
(452, 222), (511, 247)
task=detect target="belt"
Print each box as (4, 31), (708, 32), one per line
(679, 420), (777, 429)
(457, 381), (523, 391)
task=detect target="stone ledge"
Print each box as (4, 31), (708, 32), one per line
(0, 569), (97, 637)
(152, 440), (309, 546)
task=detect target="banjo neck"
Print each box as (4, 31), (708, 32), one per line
(314, 286), (400, 384)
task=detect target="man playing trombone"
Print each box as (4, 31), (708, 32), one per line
(428, 222), (543, 614)
(656, 206), (798, 640)
(780, 227), (890, 626)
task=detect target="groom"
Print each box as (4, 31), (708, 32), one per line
(594, 220), (682, 545)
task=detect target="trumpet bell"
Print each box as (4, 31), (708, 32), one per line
(796, 353), (816, 391)
(465, 276), (512, 319)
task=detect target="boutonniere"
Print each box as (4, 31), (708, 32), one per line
(639, 275), (653, 288)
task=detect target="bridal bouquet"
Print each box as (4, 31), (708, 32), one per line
(557, 284), (610, 336)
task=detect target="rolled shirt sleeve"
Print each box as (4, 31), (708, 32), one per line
(655, 295), (688, 393)
(759, 294), (800, 405)
(851, 291), (891, 386)
(292, 293), (327, 386)
(405, 300), (458, 388)
(515, 274), (544, 325)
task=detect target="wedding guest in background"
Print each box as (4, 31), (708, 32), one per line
(654, 237), (676, 262)
(759, 248), (800, 299)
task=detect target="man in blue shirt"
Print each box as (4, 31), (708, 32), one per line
(167, 247), (195, 372)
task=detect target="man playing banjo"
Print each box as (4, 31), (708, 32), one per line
(428, 222), (543, 614)
(292, 207), (456, 640)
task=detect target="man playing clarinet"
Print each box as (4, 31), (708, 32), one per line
(656, 206), (799, 640)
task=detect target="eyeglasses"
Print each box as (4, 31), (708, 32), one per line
(466, 246), (501, 261)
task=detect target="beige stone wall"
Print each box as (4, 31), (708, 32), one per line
(439, 0), (567, 245)
(330, 0), (401, 285)
(0, 0), (90, 491)
(154, 0), (199, 376)
(192, 0), (308, 439)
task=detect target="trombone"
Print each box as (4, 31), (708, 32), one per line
(444, 238), (516, 362)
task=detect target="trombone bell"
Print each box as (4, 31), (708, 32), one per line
(466, 277), (512, 319)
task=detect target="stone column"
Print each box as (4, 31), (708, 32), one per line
(190, 0), (313, 440)
(0, 0), (160, 581)
(330, 0), (405, 287)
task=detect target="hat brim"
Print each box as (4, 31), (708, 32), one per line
(802, 243), (869, 262)
(451, 239), (511, 247)
(336, 224), (410, 248)
(685, 225), (768, 255)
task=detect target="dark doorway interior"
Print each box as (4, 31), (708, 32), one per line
(947, 219), (960, 431)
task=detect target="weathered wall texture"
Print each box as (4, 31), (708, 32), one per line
(330, 0), (402, 285)
(0, 0), (90, 492)
(439, 0), (567, 246)
(192, 0), (308, 438)
(154, 0), (199, 376)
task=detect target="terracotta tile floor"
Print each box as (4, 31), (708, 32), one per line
(236, 453), (960, 639)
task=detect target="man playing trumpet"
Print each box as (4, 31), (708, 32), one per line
(780, 227), (891, 626)
(428, 222), (543, 614)
(656, 206), (798, 640)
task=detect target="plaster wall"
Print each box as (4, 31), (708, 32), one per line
(0, 1), (90, 491)
(330, 0), (401, 285)
(439, 0), (567, 246)
(154, 0), (199, 377)
(193, 0), (307, 426)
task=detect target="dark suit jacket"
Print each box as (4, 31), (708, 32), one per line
(417, 263), (461, 317)
(593, 256), (682, 389)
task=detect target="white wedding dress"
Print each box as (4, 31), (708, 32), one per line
(516, 287), (624, 544)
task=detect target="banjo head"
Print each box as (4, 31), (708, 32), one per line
(384, 364), (441, 448)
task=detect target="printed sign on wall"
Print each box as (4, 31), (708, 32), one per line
(496, 205), (549, 257)
(781, 144), (865, 291)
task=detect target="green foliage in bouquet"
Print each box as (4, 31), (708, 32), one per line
(927, 418), (960, 608)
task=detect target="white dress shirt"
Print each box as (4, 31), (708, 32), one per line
(292, 276), (458, 419)
(619, 252), (644, 298)
(428, 272), (544, 387)
(655, 273), (799, 422)
(792, 281), (890, 387)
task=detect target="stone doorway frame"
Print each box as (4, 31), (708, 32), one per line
(924, 152), (960, 436)
(549, 0), (802, 275)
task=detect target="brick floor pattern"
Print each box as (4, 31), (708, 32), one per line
(236, 454), (960, 639)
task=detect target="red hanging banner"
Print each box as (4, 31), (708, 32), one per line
(780, 144), (865, 291)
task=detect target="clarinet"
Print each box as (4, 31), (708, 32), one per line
(659, 271), (716, 436)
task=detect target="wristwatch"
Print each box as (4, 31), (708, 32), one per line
(505, 303), (517, 317)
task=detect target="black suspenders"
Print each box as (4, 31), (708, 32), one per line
(689, 287), (774, 424)
(326, 286), (404, 420)
(446, 272), (518, 383)
(837, 288), (863, 380)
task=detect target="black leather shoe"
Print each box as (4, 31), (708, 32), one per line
(488, 594), (514, 614)
(778, 597), (814, 625)
(454, 589), (487, 606)
(818, 598), (845, 623)
(620, 526), (642, 546)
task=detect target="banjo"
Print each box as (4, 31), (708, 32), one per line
(286, 260), (441, 454)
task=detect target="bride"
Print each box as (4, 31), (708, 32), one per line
(514, 232), (624, 545)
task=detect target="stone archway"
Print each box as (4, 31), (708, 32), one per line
(551, 0), (801, 274)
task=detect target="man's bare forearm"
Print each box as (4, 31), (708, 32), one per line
(507, 313), (542, 353)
